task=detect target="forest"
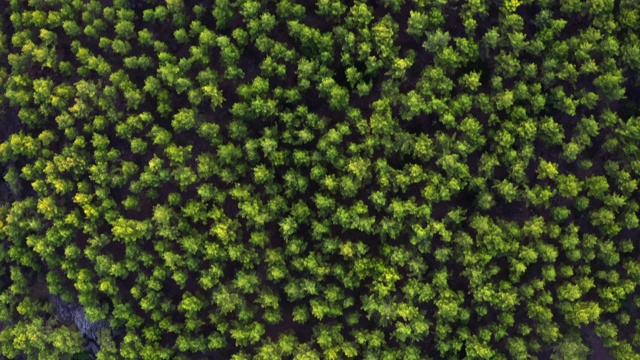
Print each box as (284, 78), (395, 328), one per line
(1, 0), (640, 358)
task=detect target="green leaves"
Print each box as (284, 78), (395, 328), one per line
(230, 322), (265, 347)
(0, 318), (85, 359)
(111, 218), (152, 243)
(317, 77), (350, 110)
(178, 292), (204, 314)
(4, 1), (640, 359)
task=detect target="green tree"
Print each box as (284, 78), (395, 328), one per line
(111, 218), (152, 243)
(0, 318), (85, 359)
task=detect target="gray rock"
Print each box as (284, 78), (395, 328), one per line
(49, 294), (110, 354)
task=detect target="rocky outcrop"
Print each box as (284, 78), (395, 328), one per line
(49, 295), (111, 356)
(0, 106), (21, 144)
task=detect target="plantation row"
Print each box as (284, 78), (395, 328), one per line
(2, 0), (640, 359)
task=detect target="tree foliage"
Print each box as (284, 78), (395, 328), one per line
(2, 0), (640, 359)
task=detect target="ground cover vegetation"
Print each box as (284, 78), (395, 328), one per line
(1, 0), (640, 358)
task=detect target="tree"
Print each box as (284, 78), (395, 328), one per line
(594, 69), (626, 102)
(586, 175), (610, 199)
(178, 292), (204, 314)
(537, 159), (559, 180)
(556, 174), (582, 199)
(230, 321), (265, 347)
(494, 179), (519, 203)
(567, 302), (601, 326)
(111, 218), (152, 243)
(1, 318), (85, 359)
(317, 77), (350, 110)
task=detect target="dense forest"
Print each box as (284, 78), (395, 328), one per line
(1, 0), (640, 358)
